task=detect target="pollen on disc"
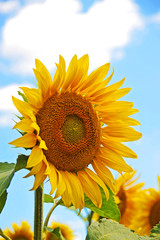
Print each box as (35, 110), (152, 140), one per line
(61, 114), (85, 144)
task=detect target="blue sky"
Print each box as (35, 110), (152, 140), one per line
(0, 0), (160, 239)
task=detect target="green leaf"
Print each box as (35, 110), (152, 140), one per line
(0, 162), (15, 197)
(14, 154), (29, 172)
(150, 222), (160, 239)
(86, 218), (150, 240)
(0, 155), (29, 213)
(0, 162), (15, 213)
(43, 194), (54, 203)
(18, 90), (28, 102)
(0, 190), (7, 213)
(45, 227), (65, 240)
(85, 186), (120, 222)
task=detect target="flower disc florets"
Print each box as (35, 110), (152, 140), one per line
(36, 92), (100, 172)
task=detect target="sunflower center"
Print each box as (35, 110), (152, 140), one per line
(36, 92), (100, 172)
(117, 187), (127, 216)
(149, 200), (160, 228)
(62, 114), (85, 144)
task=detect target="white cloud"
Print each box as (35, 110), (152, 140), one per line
(0, 84), (24, 111)
(0, 114), (13, 126)
(0, 0), (144, 75)
(0, 83), (31, 126)
(149, 11), (160, 23)
(0, 0), (19, 14)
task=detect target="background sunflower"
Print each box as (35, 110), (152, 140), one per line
(45, 222), (74, 240)
(115, 170), (144, 227)
(0, 221), (33, 240)
(131, 176), (160, 236)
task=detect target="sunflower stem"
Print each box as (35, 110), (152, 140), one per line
(0, 229), (12, 240)
(34, 183), (43, 240)
(43, 198), (62, 232)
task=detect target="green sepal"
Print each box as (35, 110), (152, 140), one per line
(45, 227), (65, 240)
(43, 194), (54, 203)
(18, 90), (28, 102)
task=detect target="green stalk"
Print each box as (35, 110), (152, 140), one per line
(0, 229), (12, 240)
(43, 199), (62, 232)
(34, 183), (43, 240)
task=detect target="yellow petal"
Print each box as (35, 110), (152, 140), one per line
(72, 54), (89, 90)
(102, 126), (142, 142)
(52, 55), (66, 94)
(48, 163), (58, 195)
(24, 161), (43, 178)
(104, 77), (125, 92)
(20, 87), (42, 109)
(99, 148), (133, 173)
(12, 96), (36, 121)
(101, 139), (137, 158)
(86, 67), (114, 97)
(54, 170), (66, 199)
(13, 118), (34, 133)
(85, 168), (109, 200)
(78, 170), (102, 208)
(30, 163), (47, 190)
(60, 171), (73, 207)
(79, 63), (110, 94)
(33, 68), (50, 100)
(31, 122), (40, 134)
(26, 146), (43, 168)
(38, 138), (48, 150)
(9, 133), (37, 148)
(91, 88), (131, 104)
(61, 55), (78, 92)
(127, 182), (144, 193)
(65, 172), (84, 210)
(35, 59), (52, 88)
(92, 160), (116, 193)
(61, 189), (72, 208)
(95, 101), (134, 113)
(99, 108), (139, 118)
(43, 155), (51, 175)
(101, 116), (140, 127)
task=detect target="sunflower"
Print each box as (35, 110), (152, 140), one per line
(9, 54), (142, 211)
(45, 222), (74, 240)
(131, 176), (160, 235)
(1, 221), (33, 240)
(115, 170), (144, 227)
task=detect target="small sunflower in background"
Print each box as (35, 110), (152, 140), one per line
(10, 54), (142, 211)
(0, 221), (33, 240)
(91, 170), (144, 225)
(115, 170), (144, 227)
(45, 222), (74, 240)
(131, 176), (160, 236)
